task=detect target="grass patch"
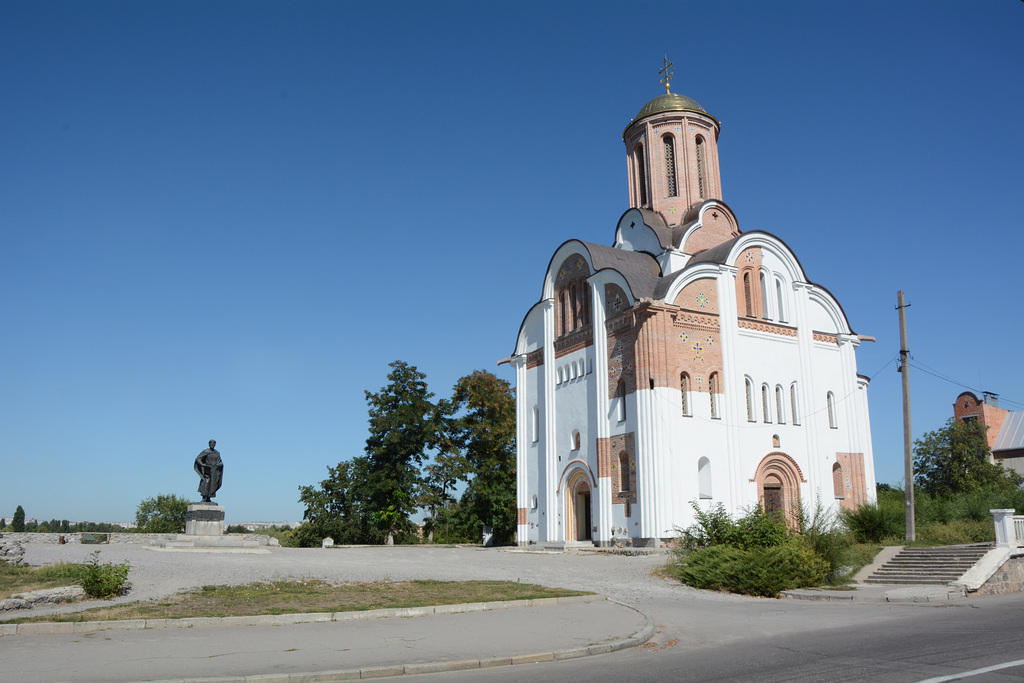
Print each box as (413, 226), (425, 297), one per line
(8, 580), (590, 623)
(0, 562), (88, 598)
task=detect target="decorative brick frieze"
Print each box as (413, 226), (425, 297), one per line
(526, 349), (544, 369)
(554, 326), (593, 358)
(813, 332), (839, 344)
(738, 319), (797, 337)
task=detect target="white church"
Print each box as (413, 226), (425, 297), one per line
(506, 76), (877, 547)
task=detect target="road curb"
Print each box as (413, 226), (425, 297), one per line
(98, 596), (655, 683)
(781, 588), (967, 603)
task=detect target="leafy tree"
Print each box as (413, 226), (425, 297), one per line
(419, 452), (465, 543)
(914, 418), (1023, 496)
(12, 505), (25, 532)
(362, 361), (438, 545)
(445, 370), (517, 544)
(135, 494), (190, 533)
(296, 457), (377, 546)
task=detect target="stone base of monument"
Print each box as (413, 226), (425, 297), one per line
(151, 503), (268, 552)
(185, 502), (225, 536)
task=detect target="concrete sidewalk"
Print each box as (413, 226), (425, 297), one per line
(0, 596), (653, 683)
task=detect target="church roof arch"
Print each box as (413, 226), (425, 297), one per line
(512, 300), (547, 357)
(676, 200), (741, 252)
(614, 208), (674, 255)
(657, 261), (726, 304)
(542, 240), (661, 302)
(725, 231), (806, 283)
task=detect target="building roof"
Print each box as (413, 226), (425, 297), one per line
(994, 411), (1024, 452)
(579, 240), (662, 299)
(624, 92), (721, 139)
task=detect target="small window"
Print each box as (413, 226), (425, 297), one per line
(745, 378), (754, 422)
(664, 136), (677, 197)
(775, 386), (785, 424)
(558, 290), (567, 336)
(743, 272), (753, 317)
(619, 452), (631, 493)
(531, 494), (538, 510)
(681, 372), (690, 416)
(695, 136), (706, 199)
(532, 405), (539, 443)
(636, 143), (648, 207)
(762, 384), (771, 423)
(709, 373), (719, 419)
(827, 392), (837, 429)
(698, 457), (712, 499)
(557, 368), (563, 384)
(760, 272), (770, 321)
(832, 462), (844, 499)
(616, 379), (627, 422)
(571, 430), (581, 451)
(791, 382), (800, 425)
(775, 278), (786, 323)
(569, 282), (579, 330)
(587, 357), (593, 374)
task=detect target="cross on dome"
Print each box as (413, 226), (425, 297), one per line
(659, 56), (674, 94)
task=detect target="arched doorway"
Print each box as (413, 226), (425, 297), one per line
(752, 452), (806, 527)
(565, 469), (592, 542)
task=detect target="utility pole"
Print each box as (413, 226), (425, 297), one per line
(897, 290), (914, 541)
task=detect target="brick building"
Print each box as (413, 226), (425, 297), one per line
(505, 81), (877, 547)
(953, 391), (1024, 478)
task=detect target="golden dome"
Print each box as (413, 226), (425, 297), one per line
(624, 92), (720, 139)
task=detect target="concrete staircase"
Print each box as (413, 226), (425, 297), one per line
(863, 543), (992, 585)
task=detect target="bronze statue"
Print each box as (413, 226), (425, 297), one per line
(194, 440), (223, 503)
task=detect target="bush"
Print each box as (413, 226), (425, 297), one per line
(79, 551), (130, 598)
(677, 502), (789, 552)
(796, 499), (852, 583)
(841, 498), (904, 543)
(673, 540), (828, 597)
(917, 519), (994, 545)
(677, 502), (733, 551)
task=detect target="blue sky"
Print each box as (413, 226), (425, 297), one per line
(2, 1), (1022, 524)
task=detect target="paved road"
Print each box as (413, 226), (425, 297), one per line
(3, 544), (1024, 682)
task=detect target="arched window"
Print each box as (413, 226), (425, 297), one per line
(616, 379), (627, 422)
(698, 457), (712, 499)
(695, 136), (706, 199)
(827, 392), (837, 428)
(743, 272), (753, 317)
(832, 462), (844, 499)
(664, 136), (677, 197)
(636, 143), (648, 207)
(558, 290), (567, 335)
(775, 278), (786, 323)
(709, 373), (719, 419)
(557, 367), (563, 384)
(762, 384), (771, 423)
(571, 430), (581, 451)
(775, 385), (785, 424)
(532, 405), (539, 443)
(619, 452), (630, 493)
(760, 272), (770, 320)
(680, 373), (690, 416)
(569, 282), (579, 330)
(791, 382), (800, 425)
(745, 378), (754, 421)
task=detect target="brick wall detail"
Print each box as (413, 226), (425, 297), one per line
(526, 349), (543, 369)
(517, 507), (528, 525)
(954, 391), (1009, 449)
(834, 452), (867, 510)
(597, 433), (637, 507)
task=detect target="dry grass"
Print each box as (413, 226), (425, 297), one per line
(10, 580), (591, 623)
(0, 562), (88, 598)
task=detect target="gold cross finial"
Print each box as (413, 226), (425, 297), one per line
(659, 56), (674, 94)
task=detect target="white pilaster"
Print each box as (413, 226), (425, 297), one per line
(716, 264), (741, 514)
(541, 298), (558, 541)
(512, 355), (529, 545)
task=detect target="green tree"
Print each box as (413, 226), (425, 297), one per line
(363, 361), (438, 545)
(12, 505), (25, 532)
(914, 418), (1023, 496)
(419, 452), (464, 542)
(135, 494), (190, 533)
(446, 370), (517, 545)
(296, 457), (377, 546)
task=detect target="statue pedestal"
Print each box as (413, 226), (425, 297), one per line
(185, 503), (225, 536)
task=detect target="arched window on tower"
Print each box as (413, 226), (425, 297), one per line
(695, 136), (706, 199)
(827, 391), (837, 429)
(698, 457), (712, 499)
(745, 378), (754, 422)
(680, 372), (691, 416)
(775, 385), (785, 424)
(709, 372), (719, 419)
(664, 136), (677, 197)
(616, 379), (627, 422)
(636, 143), (648, 207)
(775, 278), (787, 323)
(760, 272), (770, 321)
(743, 272), (753, 317)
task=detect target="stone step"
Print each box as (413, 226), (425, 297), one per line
(864, 543), (992, 586)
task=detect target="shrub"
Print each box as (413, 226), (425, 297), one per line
(917, 519), (994, 545)
(677, 502), (734, 551)
(79, 551), (130, 598)
(796, 499), (852, 583)
(841, 499), (903, 543)
(673, 540), (828, 597)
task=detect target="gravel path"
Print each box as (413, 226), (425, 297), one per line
(6, 543), (748, 620)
